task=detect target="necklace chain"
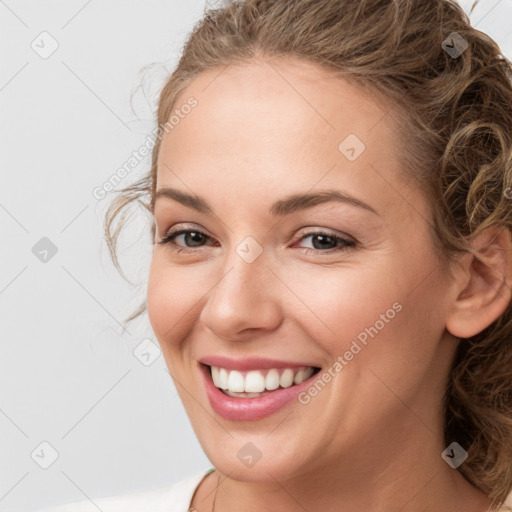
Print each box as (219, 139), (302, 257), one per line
(211, 471), (219, 512)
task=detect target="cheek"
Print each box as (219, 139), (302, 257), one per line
(278, 260), (404, 352)
(281, 254), (442, 373)
(146, 258), (201, 349)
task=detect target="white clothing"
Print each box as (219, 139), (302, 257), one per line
(35, 467), (512, 511)
(37, 468), (213, 512)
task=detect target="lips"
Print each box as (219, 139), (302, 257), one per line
(200, 355), (319, 372)
(198, 357), (321, 421)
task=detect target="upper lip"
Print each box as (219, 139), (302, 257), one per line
(199, 356), (320, 372)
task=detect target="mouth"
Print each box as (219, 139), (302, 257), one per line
(208, 365), (321, 397)
(198, 359), (322, 421)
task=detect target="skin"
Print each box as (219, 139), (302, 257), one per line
(147, 56), (512, 511)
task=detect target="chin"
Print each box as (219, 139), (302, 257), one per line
(194, 425), (314, 483)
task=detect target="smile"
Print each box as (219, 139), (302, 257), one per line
(199, 358), (321, 421)
(210, 366), (317, 397)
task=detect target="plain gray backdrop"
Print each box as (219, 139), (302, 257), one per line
(1, 1), (511, 510)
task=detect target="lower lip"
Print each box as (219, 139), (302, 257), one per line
(200, 364), (319, 421)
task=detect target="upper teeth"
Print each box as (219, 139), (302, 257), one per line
(210, 366), (315, 393)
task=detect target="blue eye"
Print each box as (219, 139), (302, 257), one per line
(158, 228), (355, 254)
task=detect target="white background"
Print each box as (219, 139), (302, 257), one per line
(1, 1), (511, 510)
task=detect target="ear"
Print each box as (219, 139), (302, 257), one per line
(445, 226), (512, 339)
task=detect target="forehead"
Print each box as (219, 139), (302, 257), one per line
(163, 56), (395, 152)
(155, 57), (422, 221)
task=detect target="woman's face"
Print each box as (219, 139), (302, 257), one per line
(147, 57), (459, 483)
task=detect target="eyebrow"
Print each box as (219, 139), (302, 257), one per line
(154, 187), (379, 216)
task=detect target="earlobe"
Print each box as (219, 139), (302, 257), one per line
(445, 227), (512, 340)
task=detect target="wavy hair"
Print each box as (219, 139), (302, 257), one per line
(104, 0), (512, 507)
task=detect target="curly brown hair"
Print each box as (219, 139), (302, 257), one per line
(104, 0), (512, 508)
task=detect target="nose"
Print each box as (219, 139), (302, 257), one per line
(198, 248), (283, 341)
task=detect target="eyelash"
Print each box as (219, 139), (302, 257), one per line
(157, 227), (356, 255)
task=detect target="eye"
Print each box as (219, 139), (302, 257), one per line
(158, 226), (355, 255)
(294, 230), (356, 254)
(158, 227), (215, 253)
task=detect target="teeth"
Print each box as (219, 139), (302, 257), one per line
(245, 371), (266, 393)
(265, 369), (280, 390)
(294, 367), (315, 385)
(279, 369), (294, 388)
(210, 365), (316, 395)
(218, 368), (229, 390)
(293, 368), (305, 385)
(211, 366), (220, 386)
(228, 370), (245, 392)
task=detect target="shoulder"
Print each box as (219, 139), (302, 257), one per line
(35, 469), (213, 512)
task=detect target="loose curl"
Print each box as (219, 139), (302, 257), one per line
(105, 0), (512, 507)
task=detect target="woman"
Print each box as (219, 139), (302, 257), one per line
(41, 0), (512, 510)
